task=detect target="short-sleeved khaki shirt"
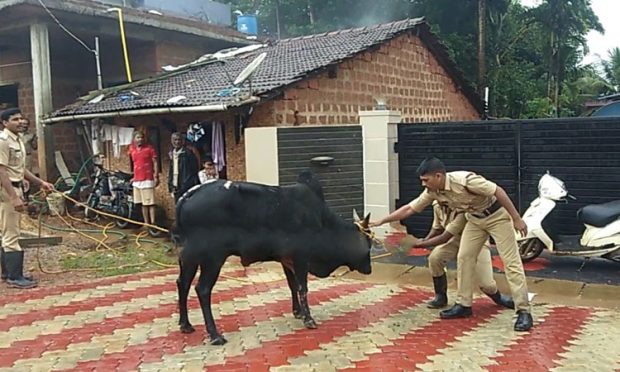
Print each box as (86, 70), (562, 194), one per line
(0, 128), (26, 182)
(431, 201), (467, 238)
(409, 171), (497, 214)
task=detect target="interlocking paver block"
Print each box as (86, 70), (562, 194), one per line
(0, 263), (617, 372)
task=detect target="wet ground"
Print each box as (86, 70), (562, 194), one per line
(376, 232), (620, 286)
(1, 259), (619, 371)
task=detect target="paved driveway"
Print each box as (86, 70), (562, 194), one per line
(1, 260), (619, 371)
(378, 232), (620, 286)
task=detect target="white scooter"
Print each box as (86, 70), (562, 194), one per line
(517, 172), (620, 263)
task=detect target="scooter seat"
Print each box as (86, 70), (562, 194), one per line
(577, 200), (620, 228)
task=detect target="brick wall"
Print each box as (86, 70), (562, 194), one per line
(226, 32), (480, 182)
(155, 41), (208, 71)
(102, 112), (235, 221)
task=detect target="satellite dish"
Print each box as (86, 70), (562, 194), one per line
(233, 52), (266, 86)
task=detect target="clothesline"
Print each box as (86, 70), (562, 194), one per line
(91, 123), (134, 158)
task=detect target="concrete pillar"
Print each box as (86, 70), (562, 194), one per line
(245, 127), (279, 185)
(360, 110), (401, 238)
(30, 23), (54, 180)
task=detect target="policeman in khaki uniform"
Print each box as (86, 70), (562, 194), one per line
(371, 157), (533, 331)
(414, 201), (514, 310)
(0, 108), (54, 289)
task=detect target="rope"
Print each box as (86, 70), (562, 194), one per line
(56, 191), (169, 233)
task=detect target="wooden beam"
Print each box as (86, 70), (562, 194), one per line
(18, 236), (63, 248)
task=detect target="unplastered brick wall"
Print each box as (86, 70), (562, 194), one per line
(251, 32), (479, 127)
(101, 112), (238, 220)
(155, 41), (208, 71)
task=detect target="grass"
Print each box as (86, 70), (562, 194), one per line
(61, 240), (178, 277)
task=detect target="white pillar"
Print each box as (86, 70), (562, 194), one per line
(245, 127), (279, 185)
(360, 110), (401, 238)
(30, 23), (54, 180)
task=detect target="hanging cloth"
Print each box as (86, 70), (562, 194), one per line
(211, 122), (226, 172)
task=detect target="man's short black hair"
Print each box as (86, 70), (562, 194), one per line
(1, 108), (21, 122)
(416, 157), (446, 176)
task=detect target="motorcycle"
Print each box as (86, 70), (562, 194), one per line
(517, 172), (620, 263)
(84, 160), (137, 229)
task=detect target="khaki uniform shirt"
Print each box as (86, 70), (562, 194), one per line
(431, 201), (467, 238)
(0, 128), (26, 182)
(409, 171), (498, 215)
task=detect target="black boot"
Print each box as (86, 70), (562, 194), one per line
(439, 303), (472, 319)
(5, 251), (37, 289)
(427, 274), (448, 308)
(0, 248), (7, 281)
(514, 310), (533, 331)
(486, 290), (515, 309)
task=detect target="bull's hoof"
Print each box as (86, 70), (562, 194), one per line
(293, 309), (304, 319)
(179, 323), (195, 334)
(303, 318), (318, 329)
(210, 335), (228, 345)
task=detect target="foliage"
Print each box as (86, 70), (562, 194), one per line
(61, 242), (176, 277)
(222, 0), (615, 118)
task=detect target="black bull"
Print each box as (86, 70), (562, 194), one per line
(174, 172), (373, 345)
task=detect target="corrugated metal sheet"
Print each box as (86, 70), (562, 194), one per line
(278, 125), (364, 221)
(396, 117), (620, 237)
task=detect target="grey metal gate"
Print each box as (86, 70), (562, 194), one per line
(396, 117), (620, 237)
(277, 125), (364, 221)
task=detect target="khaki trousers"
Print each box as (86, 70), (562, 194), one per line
(429, 239), (497, 295)
(456, 207), (530, 311)
(0, 186), (23, 252)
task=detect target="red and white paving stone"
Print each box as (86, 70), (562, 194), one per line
(1, 260), (619, 372)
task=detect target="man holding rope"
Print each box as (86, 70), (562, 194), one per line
(0, 108), (54, 289)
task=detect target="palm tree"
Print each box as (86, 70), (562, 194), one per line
(532, 0), (603, 116)
(602, 47), (620, 92)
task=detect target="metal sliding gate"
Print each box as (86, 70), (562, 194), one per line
(396, 117), (620, 237)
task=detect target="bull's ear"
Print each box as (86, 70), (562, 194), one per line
(352, 208), (361, 221)
(361, 213), (371, 229)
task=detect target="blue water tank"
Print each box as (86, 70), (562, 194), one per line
(237, 15), (258, 35)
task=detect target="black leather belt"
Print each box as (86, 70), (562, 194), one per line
(471, 200), (501, 218)
(11, 181), (23, 188)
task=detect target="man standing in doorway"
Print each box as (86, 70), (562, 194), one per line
(168, 132), (199, 202)
(128, 131), (159, 228)
(0, 108), (54, 289)
(370, 157), (533, 331)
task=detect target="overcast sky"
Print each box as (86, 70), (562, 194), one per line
(519, 0), (619, 65)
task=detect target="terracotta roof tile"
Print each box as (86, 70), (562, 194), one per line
(49, 18), (482, 118)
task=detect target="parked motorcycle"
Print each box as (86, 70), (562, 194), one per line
(84, 161), (137, 229)
(517, 172), (620, 263)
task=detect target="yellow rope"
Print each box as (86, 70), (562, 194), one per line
(53, 212), (117, 252)
(57, 191), (169, 233)
(135, 230), (149, 249)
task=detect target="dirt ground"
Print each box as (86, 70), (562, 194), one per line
(0, 212), (175, 297)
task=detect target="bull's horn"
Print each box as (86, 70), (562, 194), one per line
(352, 208), (361, 221)
(361, 213), (371, 228)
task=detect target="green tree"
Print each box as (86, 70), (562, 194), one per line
(602, 47), (620, 91)
(531, 0), (603, 116)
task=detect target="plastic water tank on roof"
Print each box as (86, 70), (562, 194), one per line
(237, 15), (258, 35)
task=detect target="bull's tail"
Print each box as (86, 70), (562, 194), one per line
(172, 183), (203, 244)
(171, 192), (190, 245)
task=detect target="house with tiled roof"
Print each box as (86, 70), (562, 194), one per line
(0, 0), (253, 178)
(47, 17), (483, 217)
